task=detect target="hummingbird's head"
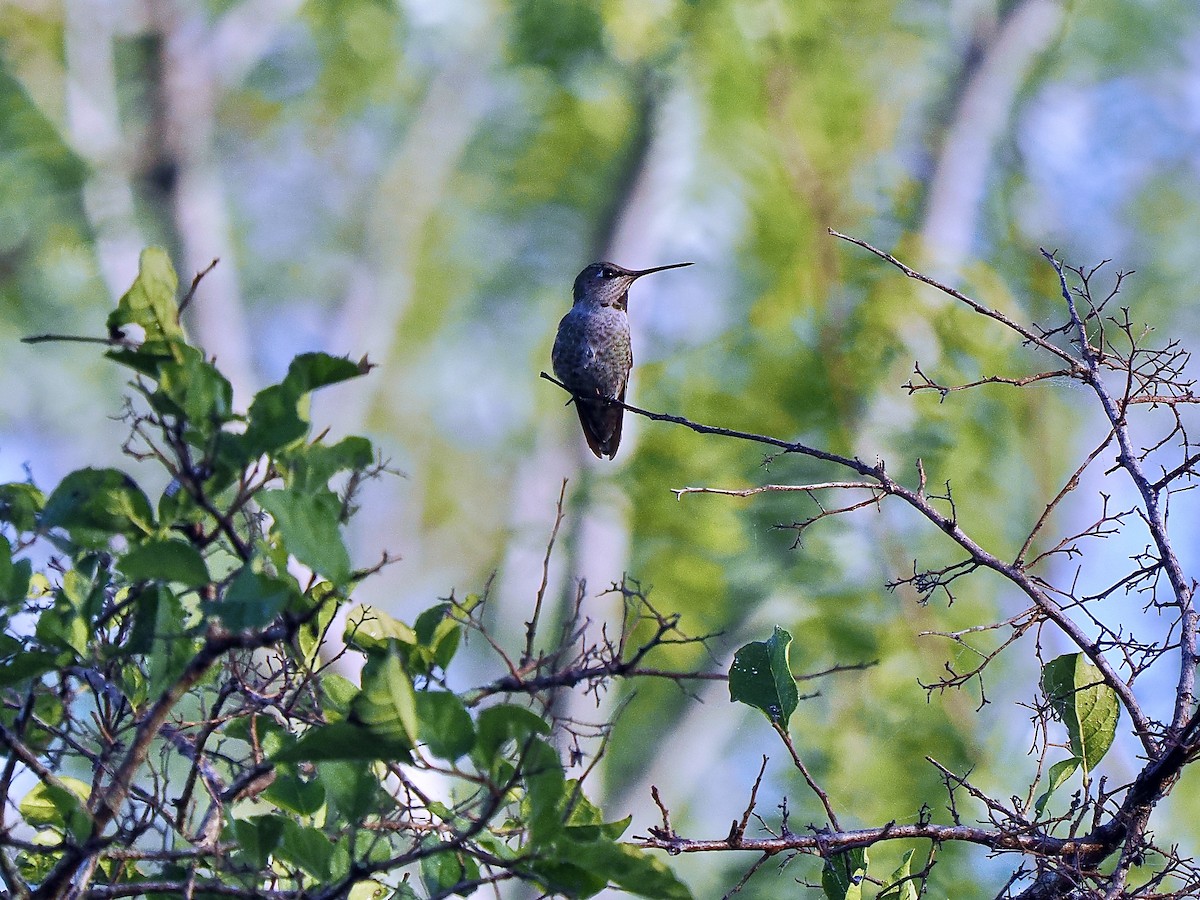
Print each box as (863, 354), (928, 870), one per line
(572, 261), (693, 310)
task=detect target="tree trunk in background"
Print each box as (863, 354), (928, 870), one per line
(920, 0), (1063, 276)
(64, 0), (145, 299)
(152, 0), (259, 406)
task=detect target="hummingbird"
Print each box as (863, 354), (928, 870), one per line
(552, 260), (693, 459)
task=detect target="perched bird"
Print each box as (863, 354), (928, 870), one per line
(551, 260), (693, 458)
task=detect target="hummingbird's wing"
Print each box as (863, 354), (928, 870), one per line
(574, 389), (624, 459)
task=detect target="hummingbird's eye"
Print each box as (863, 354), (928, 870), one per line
(599, 267), (614, 278)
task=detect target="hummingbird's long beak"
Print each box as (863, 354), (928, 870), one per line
(629, 262), (694, 279)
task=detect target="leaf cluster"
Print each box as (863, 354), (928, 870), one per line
(0, 252), (694, 900)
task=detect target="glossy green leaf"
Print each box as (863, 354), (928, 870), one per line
(148, 587), (196, 698)
(346, 605), (418, 653)
(243, 354), (371, 456)
(414, 602), (463, 670)
(1041, 653), (1119, 774)
(415, 691), (474, 760)
(1034, 757), (1081, 817)
(523, 737), (567, 845)
(273, 722), (410, 763)
(41, 468), (155, 547)
(119, 539), (210, 588)
(352, 650), (419, 746)
(244, 383), (308, 454)
(232, 815), (287, 869)
(34, 592), (87, 658)
(317, 760), (386, 820)
(125, 584), (163, 655)
(1, 691), (63, 755)
(277, 820), (334, 880)
(262, 774), (326, 816)
(288, 436), (375, 492)
(729, 626), (799, 728)
(472, 703), (550, 768)
(20, 777), (92, 841)
(105, 246), (182, 344)
(0, 482), (45, 532)
(421, 848), (481, 897)
(281, 352), (369, 393)
(567, 839), (692, 900)
(822, 848), (868, 900)
(527, 857), (607, 898)
(156, 343), (234, 431)
(320, 673), (360, 719)
(297, 584), (340, 664)
(347, 880), (391, 900)
(531, 832), (692, 900)
(0, 536), (30, 605)
(257, 488), (351, 584)
(210, 566), (296, 631)
(0, 649), (58, 687)
(878, 848), (918, 900)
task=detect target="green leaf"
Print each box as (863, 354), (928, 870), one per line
(317, 760), (385, 820)
(273, 722), (410, 763)
(119, 539), (210, 588)
(148, 587), (196, 698)
(41, 468), (155, 547)
(277, 820), (334, 880)
(346, 605), (418, 653)
(1, 692), (63, 755)
(244, 383), (308, 454)
(125, 585), (163, 655)
(282, 352), (369, 394)
(0, 536), (30, 605)
(352, 650), (420, 746)
(297, 583), (340, 665)
(105, 246), (182, 344)
(232, 815), (286, 869)
(421, 848), (481, 897)
(0, 482), (45, 532)
(415, 691), (475, 760)
(347, 881), (391, 900)
(0, 649), (58, 687)
(531, 835), (692, 900)
(257, 489), (351, 584)
(414, 602), (463, 670)
(878, 848), (919, 900)
(822, 848), (868, 900)
(156, 343), (234, 431)
(287, 436), (375, 493)
(20, 778), (93, 841)
(262, 774), (326, 816)
(729, 626), (799, 728)
(526, 857), (607, 898)
(242, 354), (371, 456)
(209, 566), (296, 631)
(320, 673), (360, 719)
(1041, 653), (1119, 774)
(567, 840), (692, 900)
(34, 591), (88, 658)
(1034, 757), (1081, 817)
(523, 737), (567, 845)
(473, 704), (550, 765)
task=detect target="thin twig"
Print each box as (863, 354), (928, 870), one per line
(522, 479), (568, 668)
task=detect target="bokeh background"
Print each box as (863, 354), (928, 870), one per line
(4, 0), (1200, 895)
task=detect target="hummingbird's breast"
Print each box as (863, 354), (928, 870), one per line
(551, 305), (632, 401)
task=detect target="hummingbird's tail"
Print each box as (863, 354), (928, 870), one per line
(574, 392), (624, 459)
